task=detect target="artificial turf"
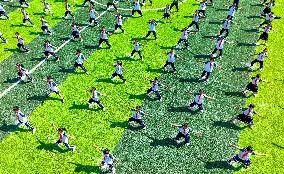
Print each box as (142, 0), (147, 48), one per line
(236, 1), (284, 173)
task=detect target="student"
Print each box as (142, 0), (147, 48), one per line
(0, 31), (8, 43)
(88, 87), (105, 111)
(98, 26), (112, 49)
(107, 0), (118, 11)
(40, 16), (52, 35)
(250, 48), (270, 70)
(15, 32), (29, 52)
(261, 0), (273, 16)
(163, 48), (179, 73)
(171, 123), (202, 146)
(44, 40), (60, 61)
(207, 0), (214, 6)
(93, 145), (116, 174)
(128, 106), (147, 129)
(243, 74), (269, 96)
(262, 0), (275, 6)
(89, 6), (99, 26)
(199, 56), (218, 82)
(129, 40), (143, 60)
(230, 104), (261, 129)
(188, 89), (214, 112)
(176, 28), (190, 50)
(114, 13), (125, 33)
(13, 106), (36, 134)
(71, 23), (83, 42)
(233, 0), (240, 10)
(0, 4), (10, 20)
(227, 3), (237, 19)
(19, 0), (30, 7)
(256, 24), (272, 46)
(170, 0), (179, 12)
(219, 16), (233, 38)
(145, 19), (158, 40)
(47, 76), (64, 102)
(74, 49), (89, 74)
(162, 4), (172, 22)
(52, 124), (76, 151)
(111, 61), (126, 84)
(82, 0), (95, 7)
(21, 8), (34, 26)
(146, 77), (162, 101)
(188, 10), (201, 32)
(41, 0), (54, 15)
(64, 0), (75, 20)
(228, 145), (266, 169)
(198, 0), (207, 19)
(258, 12), (281, 28)
(132, 0), (143, 17)
(16, 63), (33, 82)
(211, 36), (233, 58)
(142, 0), (152, 6)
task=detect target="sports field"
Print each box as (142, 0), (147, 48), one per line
(0, 0), (283, 173)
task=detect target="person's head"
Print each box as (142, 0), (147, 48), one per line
(210, 57), (215, 62)
(117, 61), (122, 66)
(13, 106), (20, 112)
(263, 48), (268, 52)
(21, 8), (24, 12)
(47, 75), (53, 82)
(248, 104), (255, 109)
(41, 16), (44, 20)
(71, 22), (76, 27)
(134, 39), (138, 43)
(170, 47), (174, 52)
(227, 15), (231, 20)
(45, 39), (49, 43)
(150, 19), (155, 23)
(15, 32), (19, 36)
(102, 26), (106, 31)
(183, 123), (189, 129)
(92, 87), (96, 91)
(256, 74), (261, 79)
(202, 0), (206, 2)
(136, 106), (141, 112)
(246, 146), (254, 153)
(154, 77), (158, 83)
(58, 128), (66, 133)
(195, 10), (199, 14)
(76, 49), (81, 54)
(166, 4), (169, 8)
(232, 3), (236, 7)
(103, 148), (110, 155)
(65, 0), (68, 3)
(199, 89), (204, 95)
(220, 35), (225, 40)
(16, 63), (20, 68)
(268, 24), (272, 28)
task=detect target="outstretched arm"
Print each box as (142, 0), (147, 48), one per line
(171, 123), (182, 128)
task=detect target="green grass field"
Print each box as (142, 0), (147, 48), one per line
(0, 0), (283, 173)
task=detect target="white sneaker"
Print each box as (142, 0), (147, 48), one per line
(188, 107), (193, 110)
(72, 146), (76, 151)
(200, 109), (204, 113)
(185, 143), (190, 146)
(175, 140), (180, 144)
(32, 128), (36, 134)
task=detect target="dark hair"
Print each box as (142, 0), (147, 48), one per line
(93, 87), (96, 90)
(199, 89), (204, 93)
(77, 49), (81, 53)
(13, 106), (20, 111)
(58, 128), (67, 132)
(249, 104), (255, 108)
(103, 148), (110, 154)
(47, 75), (52, 80)
(256, 74), (261, 78)
(246, 146), (253, 152)
(154, 77), (158, 81)
(183, 123), (188, 127)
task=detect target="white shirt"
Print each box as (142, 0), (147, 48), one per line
(204, 61), (216, 72)
(178, 127), (191, 135)
(167, 52), (176, 62)
(91, 90), (100, 101)
(193, 14), (199, 22)
(134, 43), (142, 51)
(76, 53), (85, 64)
(45, 42), (54, 52)
(264, 26), (272, 34)
(181, 30), (189, 39)
(265, 14), (275, 22)
(238, 148), (255, 160)
(228, 6), (236, 16)
(23, 11), (29, 19)
(17, 111), (28, 123)
(90, 10), (96, 18)
(0, 32), (2, 37)
(115, 65), (123, 74)
(42, 20), (48, 27)
(149, 22), (157, 31)
(48, 81), (58, 91)
(223, 19), (231, 29)
(133, 2), (141, 10)
(0, 5), (5, 12)
(194, 94), (207, 104)
(72, 25), (79, 32)
(200, 2), (206, 10)
(66, 3), (71, 11)
(151, 81), (158, 91)
(243, 108), (253, 117)
(164, 7), (170, 13)
(251, 78), (261, 86)
(59, 131), (69, 143)
(44, 2), (50, 9)
(103, 154), (113, 165)
(116, 16), (123, 25)
(216, 38), (225, 49)
(132, 111), (143, 119)
(17, 36), (24, 44)
(101, 30), (108, 39)
(256, 52), (268, 61)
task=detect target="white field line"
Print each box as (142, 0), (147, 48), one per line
(0, 7), (111, 99)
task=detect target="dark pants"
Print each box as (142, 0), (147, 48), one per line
(132, 10), (143, 16)
(0, 11), (9, 19)
(88, 98), (104, 108)
(98, 38), (112, 48)
(74, 62), (88, 73)
(20, 0), (29, 6)
(146, 88), (161, 100)
(177, 38), (188, 47)
(259, 20), (271, 27)
(18, 71), (32, 80)
(44, 51), (59, 60)
(258, 32), (268, 41)
(219, 28), (229, 37)
(65, 11), (74, 18)
(89, 18), (98, 25)
(246, 82), (258, 93)
(17, 121), (34, 130)
(164, 61), (176, 72)
(23, 18), (34, 25)
(129, 117), (145, 127)
(17, 43), (29, 52)
(229, 155), (252, 168)
(188, 21), (199, 31)
(201, 70), (211, 80)
(112, 73), (126, 82)
(55, 139), (74, 150)
(212, 48), (223, 57)
(145, 31), (157, 39)
(131, 50), (143, 59)
(175, 132), (189, 143)
(0, 36), (7, 42)
(189, 101), (203, 110)
(237, 114), (253, 125)
(41, 26), (51, 33)
(115, 24), (124, 32)
(198, 10), (206, 17)
(251, 59), (264, 69)
(107, 2), (118, 10)
(170, 2), (178, 12)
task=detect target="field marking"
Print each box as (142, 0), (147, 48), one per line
(0, 7), (111, 100)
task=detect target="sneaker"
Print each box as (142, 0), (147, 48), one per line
(176, 45), (180, 49)
(102, 108), (106, 111)
(186, 47), (190, 50)
(175, 140), (180, 144)
(159, 97), (162, 101)
(185, 143), (190, 146)
(62, 98), (64, 103)
(72, 146), (76, 151)
(200, 109), (204, 113)
(188, 107), (193, 110)
(205, 79), (209, 82)
(32, 128), (36, 134)
(88, 104), (92, 109)
(5, 40), (8, 43)
(142, 126), (146, 130)
(124, 81), (127, 84)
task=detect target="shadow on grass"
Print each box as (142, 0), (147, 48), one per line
(110, 120), (143, 131)
(37, 139), (69, 153)
(194, 54), (210, 59)
(231, 67), (249, 72)
(58, 67), (74, 74)
(84, 44), (99, 50)
(0, 121), (17, 132)
(237, 42), (255, 47)
(69, 103), (89, 110)
(145, 66), (162, 73)
(215, 8), (228, 12)
(29, 31), (42, 35)
(128, 93), (146, 100)
(212, 120), (246, 131)
(160, 46), (175, 50)
(4, 48), (19, 52)
(203, 160), (239, 170)
(183, 15), (193, 18)
(27, 95), (63, 102)
(31, 57), (46, 61)
(69, 162), (101, 174)
(113, 56), (138, 62)
(271, 143), (284, 150)
(247, 15), (261, 19)
(148, 137), (181, 148)
(224, 91), (246, 98)
(168, 106), (199, 114)
(179, 77), (199, 83)
(96, 78), (122, 84)
(208, 21), (223, 25)
(33, 12), (45, 16)
(3, 77), (19, 84)
(241, 28), (258, 33)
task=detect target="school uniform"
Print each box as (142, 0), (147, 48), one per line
(212, 37), (225, 56)
(16, 35), (29, 52)
(48, 81), (60, 94)
(44, 42), (59, 60)
(71, 25), (80, 39)
(98, 30), (112, 48)
(228, 5), (236, 19)
(259, 14), (280, 27)
(230, 148), (256, 167)
(163, 52), (177, 72)
(101, 153), (115, 170)
(130, 42), (143, 59)
(146, 80), (162, 100)
(145, 22), (157, 40)
(89, 9), (98, 25)
(219, 19), (231, 37)
(17, 66), (33, 81)
(163, 7), (171, 19)
(189, 94), (207, 111)
(132, 2), (143, 16)
(115, 15), (124, 32)
(200, 61), (217, 81)
(175, 126), (192, 144)
(0, 5), (9, 19)
(22, 11), (34, 25)
(245, 77), (262, 93)
(65, 3), (75, 19)
(41, 19), (51, 34)
(259, 26), (271, 41)
(16, 111), (35, 133)
(111, 64), (126, 82)
(251, 52), (268, 69)
(188, 14), (200, 31)
(262, 2), (272, 16)
(43, 1), (52, 14)
(198, 2), (207, 17)
(128, 110), (145, 127)
(56, 130), (76, 151)
(20, 0), (29, 7)
(107, 0), (118, 11)
(0, 32), (7, 42)
(177, 29), (189, 49)
(74, 53), (88, 74)
(88, 90), (104, 109)
(237, 108), (255, 125)
(170, 0), (179, 12)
